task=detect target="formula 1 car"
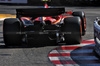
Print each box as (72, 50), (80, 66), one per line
(94, 17), (100, 56)
(3, 0), (86, 46)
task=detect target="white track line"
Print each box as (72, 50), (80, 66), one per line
(49, 56), (72, 60)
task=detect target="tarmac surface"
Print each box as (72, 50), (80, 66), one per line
(0, 5), (100, 66)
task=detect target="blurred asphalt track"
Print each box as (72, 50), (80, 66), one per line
(0, 5), (100, 66)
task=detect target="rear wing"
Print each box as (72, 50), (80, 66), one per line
(16, 8), (65, 18)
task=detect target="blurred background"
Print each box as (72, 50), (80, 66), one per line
(0, 0), (100, 6)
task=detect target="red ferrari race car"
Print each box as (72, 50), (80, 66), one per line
(3, 0), (86, 46)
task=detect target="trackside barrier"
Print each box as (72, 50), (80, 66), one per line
(94, 19), (100, 56)
(0, 0), (99, 6)
(0, 0), (27, 3)
(28, 0), (100, 6)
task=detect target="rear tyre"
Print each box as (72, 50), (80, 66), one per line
(61, 17), (82, 44)
(72, 11), (86, 36)
(3, 18), (22, 46)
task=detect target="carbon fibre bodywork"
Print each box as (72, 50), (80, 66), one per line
(16, 8), (86, 43)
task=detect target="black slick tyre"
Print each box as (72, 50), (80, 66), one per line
(61, 17), (82, 44)
(72, 11), (86, 36)
(3, 18), (22, 46)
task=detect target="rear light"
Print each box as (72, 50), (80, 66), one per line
(66, 11), (73, 14)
